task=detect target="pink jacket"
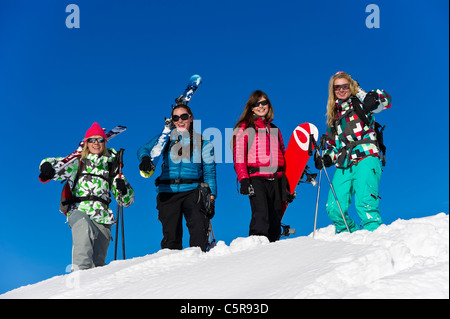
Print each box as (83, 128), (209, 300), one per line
(233, 117), (286, 182)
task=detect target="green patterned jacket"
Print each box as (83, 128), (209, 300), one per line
(40, 148), (135, 224)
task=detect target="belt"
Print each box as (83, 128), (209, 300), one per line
(155, 178), (203, 186)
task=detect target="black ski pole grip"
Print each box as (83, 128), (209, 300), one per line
(308, 134), (317, 156)
(319, 134), (327, 151)
(117, 148), (125, 164)
(117, 148), (125, 178)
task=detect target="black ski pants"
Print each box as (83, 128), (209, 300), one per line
(156, 189), (209, 252)
(248, 177), (282, 242)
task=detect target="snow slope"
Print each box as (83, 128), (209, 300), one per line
(1, 213), (448, 299)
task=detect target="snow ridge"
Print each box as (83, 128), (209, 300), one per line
(1, 213), (448, 299)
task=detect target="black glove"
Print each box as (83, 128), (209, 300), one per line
(208, 198), (215, 219)
(116, 178), (127, 196)
(139, 156), (155, 172)
(39, 162), (55, 182)
(314, 153), (333, 170)
(287, 190), (297, 203)
(363, 91), (379, 113)
(239, 178), (254, 196)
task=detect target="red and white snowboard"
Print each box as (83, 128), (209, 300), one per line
(282, 123), (319, 218)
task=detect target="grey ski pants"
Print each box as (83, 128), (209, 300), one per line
(67, 210), (111, 270)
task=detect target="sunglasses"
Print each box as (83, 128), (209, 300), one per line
(334, 84), (350, 91)
(172, 113), (190, 122)
(86, 137), (105, 143)
(253, 100), (269, 108)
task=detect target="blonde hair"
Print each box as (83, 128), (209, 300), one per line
(326, 72), (359, 127)
(81, 139), (108, 158)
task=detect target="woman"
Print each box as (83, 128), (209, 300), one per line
(233, 90), (287, 242)
(315, 71), (391, 233)
(137, 104), (217, 252)
(39, 122), (135, 270)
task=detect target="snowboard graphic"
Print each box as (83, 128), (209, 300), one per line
(140, 74), (202, 178)
(281, 123), (319, 218)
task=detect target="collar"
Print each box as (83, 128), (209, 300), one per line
(253, 116), (273, 128)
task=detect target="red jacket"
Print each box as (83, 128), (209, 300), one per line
(233, 117), (286, 182)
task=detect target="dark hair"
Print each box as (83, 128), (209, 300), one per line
(171, 104), (194, 118)
(171, 104), (196, 158)
(231, 90), (275, 150)
(233, 90), (274, 130)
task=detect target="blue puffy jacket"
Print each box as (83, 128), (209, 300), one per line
(137, 130), (217, 198)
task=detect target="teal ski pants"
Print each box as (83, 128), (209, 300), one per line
(326, 156), (383, 233)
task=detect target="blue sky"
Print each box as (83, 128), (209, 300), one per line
(0, 0), (448, 294)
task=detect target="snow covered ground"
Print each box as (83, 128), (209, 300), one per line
(1, 213), (448, 299)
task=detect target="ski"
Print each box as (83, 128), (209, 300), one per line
(140, 74), (203, 178)
(40, 125), (127, 183)
(175, 74), (202, 105)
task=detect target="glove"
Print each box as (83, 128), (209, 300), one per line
(139, 156), (155, 172)
(314, 153), (333, 170)
(287, 190), (297, 203)
(39, 162), (55, 182)
(164, 117), (174, 130)
(362, 91), (380, 113)
(115, 178), (128, 196)
(207, 198), (215, 219)
(239, 178), (255, 196)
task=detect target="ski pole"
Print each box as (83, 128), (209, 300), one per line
(321, 165), (351, 233)
(114, 208), (120, 260)
(313, 135), (325, 237)
(120, 203), (125, 259)
(311, 136), (351, 233)
(114, 149), (126, 260)
(312, 168), (322, 238)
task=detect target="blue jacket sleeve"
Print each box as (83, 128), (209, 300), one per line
(201, 139), (217, 198)
(137, 135), (159, 163)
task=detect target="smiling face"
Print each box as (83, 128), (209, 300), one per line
(87, 135), (105, 155)
(172, 106), (193, 132)
(333, 77), (351, 101)
(252, 97), (269, 117)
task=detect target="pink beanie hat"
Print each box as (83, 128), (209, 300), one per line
(85, 122), (107, 139)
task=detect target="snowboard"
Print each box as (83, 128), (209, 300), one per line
(140, 74), (203, 178)
(281, 123), (319, 218)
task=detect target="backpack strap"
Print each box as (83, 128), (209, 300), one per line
(332, 97), (386, 167)
(352, 96), (386, 166)
(62, 195), (112, 207)
(351, 96), (371, 127)
(64, 156), (115, 208)
(336, 139), (379, 167)
(244, 122), (281, 152)
(71, 157), (84, 193)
